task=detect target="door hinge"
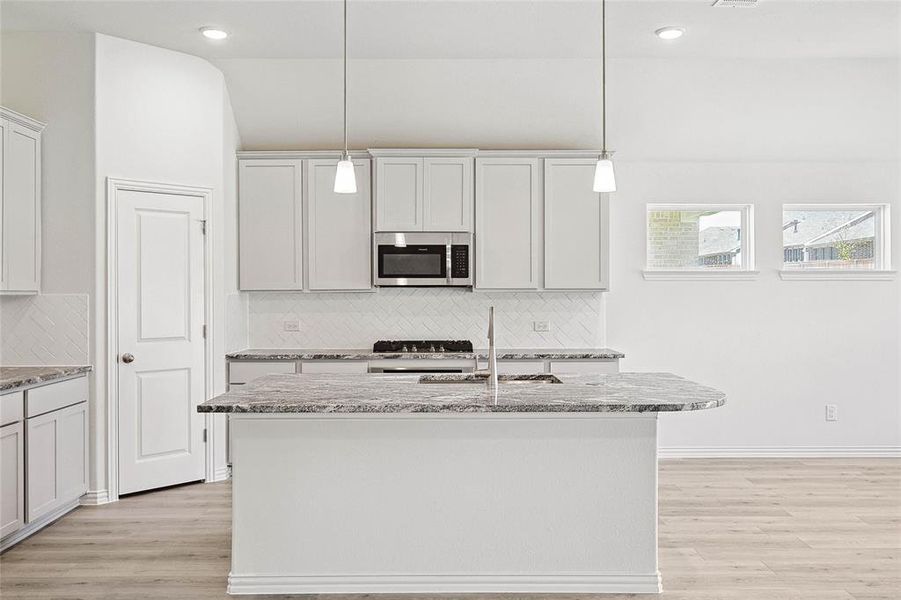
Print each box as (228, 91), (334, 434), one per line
(202, 324), (207, 338)
(199, 219), (207, 235)
(203, 429), (208, 443)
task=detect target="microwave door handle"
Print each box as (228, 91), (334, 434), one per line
(446, 241), (452, 284)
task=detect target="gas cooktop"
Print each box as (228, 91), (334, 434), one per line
(372, 340), (474, 353)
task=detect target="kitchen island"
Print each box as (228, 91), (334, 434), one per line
(199, 372), (725, 595)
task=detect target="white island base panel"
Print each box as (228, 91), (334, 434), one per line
(228, 413), (661, 595)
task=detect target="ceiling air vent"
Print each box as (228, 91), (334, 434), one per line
(712, 0), (758, 7)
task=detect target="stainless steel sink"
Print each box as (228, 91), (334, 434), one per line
(419, 373), (562, 384)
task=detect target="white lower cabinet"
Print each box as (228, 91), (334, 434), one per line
(0, 422), (25, 538)
(25, 401), (88, 523)
(228, 361), (297, 386)
(300, 361), (368, 374)
(477, 360), (546, 374)
(549, 360), (619, 374)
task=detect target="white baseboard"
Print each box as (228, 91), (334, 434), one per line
(1, 499), (80, 551)
(227, 572), (662, 595)
(659, 446), (901, 458)
(80, 489), (111, 505)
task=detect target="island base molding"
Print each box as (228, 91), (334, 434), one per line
(226, 572), (663, 595)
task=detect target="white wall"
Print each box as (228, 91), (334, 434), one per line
(609, 162), (899, 453)
(605, 58), (900, 453)
(217, 57), (898, 161)
(1, 31), (242, 496)
(0, 33), (95, 366)
(1, 32), (96, 294)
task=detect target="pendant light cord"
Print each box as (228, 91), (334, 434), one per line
(601, 0), (607, 154)
(343, 0), (348, 158)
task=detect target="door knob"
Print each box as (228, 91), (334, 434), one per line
(121, 353), (135, 364)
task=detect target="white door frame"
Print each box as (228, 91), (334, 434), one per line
(105, 178), (215, 502)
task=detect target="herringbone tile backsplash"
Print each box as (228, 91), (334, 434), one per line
(247, 289), (606, 349)
(0, 294), (90, 365)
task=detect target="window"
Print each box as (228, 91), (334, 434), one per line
(645, 204), (755, 278)
(782, 204), (891, 274)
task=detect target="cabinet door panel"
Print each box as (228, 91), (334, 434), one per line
(549, 360), (619, 374)
(307, 159), (372, 290)
(239, 160), (303, 290)
(544, 159), (608, 290)
(56, 403), (88, 504)
(25, 411), (58, 521)
(475, 159), (540, 289)
(0, 422), (24, 538)
(375, 158), (422, 231)
(300, 361), (369, 374)
(3, 122), (41, 292)
(229, 361), (297, 385)
(423, 158), (473, 232)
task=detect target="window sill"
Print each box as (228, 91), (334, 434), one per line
(779, 269), (897, 281)
(642, 270), (759, 281)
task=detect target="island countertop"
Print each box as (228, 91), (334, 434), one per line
(198, 372), (725, 414)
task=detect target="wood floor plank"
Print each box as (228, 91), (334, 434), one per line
(1, 458), (898, 599)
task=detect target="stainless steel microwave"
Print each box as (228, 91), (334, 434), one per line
(374, 232), (473, 287)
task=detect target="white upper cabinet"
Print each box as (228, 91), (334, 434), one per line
(475, 158), (541, 289)
(544, 159), (609, 290)
(239, 159), (303, 290)
(1, 108), (44, 295)
(306, 159), (372, 290)
(423, 158), (473, 231)
(375, 157), (423, 231)
(374, 152), (474, 232)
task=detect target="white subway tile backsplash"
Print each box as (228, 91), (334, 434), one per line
(247, 288), (605, 349)
(0, 294), (90, 365)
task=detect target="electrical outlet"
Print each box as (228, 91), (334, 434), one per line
(283, 319), (300, 332)
(825, 404), (838, 422)
(533, 321), (550, 332)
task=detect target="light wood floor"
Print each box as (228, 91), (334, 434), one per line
(1, 459), (898, 599)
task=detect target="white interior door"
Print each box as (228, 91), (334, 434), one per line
(117, 187), (206, 495)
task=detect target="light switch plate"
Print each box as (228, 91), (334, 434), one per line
(825, 404), (838, 422)
(533, 321), (550, 332)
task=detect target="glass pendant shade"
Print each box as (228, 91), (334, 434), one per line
(334, 158), (357, 194)
(593, 156), (616, 193)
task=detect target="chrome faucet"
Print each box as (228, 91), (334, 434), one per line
(487, 306), (498, 393)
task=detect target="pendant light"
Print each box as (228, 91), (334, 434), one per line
(334, 0), (357, 194)
(593, 0), (616, 193)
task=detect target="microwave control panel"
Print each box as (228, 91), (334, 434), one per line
(451, 245), (470, 279)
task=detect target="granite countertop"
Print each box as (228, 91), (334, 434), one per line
(198, 372), (724, 414)
(226, 348), (626, 361)
(0, 366), (93, 393)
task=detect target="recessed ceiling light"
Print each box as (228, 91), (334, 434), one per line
(655, 27), (685, 40)
(200, 27), (228, 40)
